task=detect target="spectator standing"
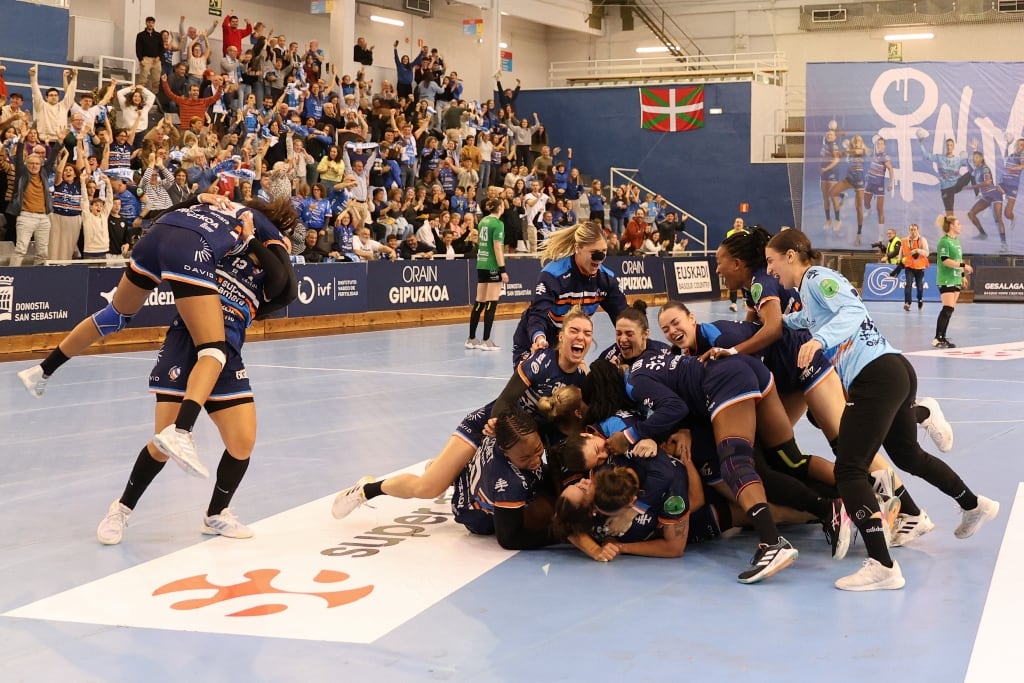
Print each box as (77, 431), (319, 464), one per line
(135, 16), (163, 93)
(9, 142), (58, 266)
(29, 66), (78, 145)
(222, 12), (253, 57)
(80, 171), (113, 258)
(354, 38), (374, 66)
(900, 223), (928, 312)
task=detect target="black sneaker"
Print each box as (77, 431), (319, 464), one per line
(737, 537), (798, 584)
(917, 301), (923, 310)
(943, 338), (957, 348)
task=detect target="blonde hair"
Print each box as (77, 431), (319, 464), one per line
(540, 221), (606, 264)
(535, 385), (582, 423)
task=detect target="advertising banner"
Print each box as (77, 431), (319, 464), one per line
(605, 255), (667, 296)
(0, 266), (89, 336)
(663, 257), (720, 301)
(366, 260), (470, 311)
(500, 257), (542, 303)
(973, 266), (1024, 302)
(289, 262), (368, 317)
(803, 62), (1024, 256)
(861, 263), (940, 302)
(87, 268), (178, 330)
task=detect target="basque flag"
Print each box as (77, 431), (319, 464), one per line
(639, 86), (705, 132)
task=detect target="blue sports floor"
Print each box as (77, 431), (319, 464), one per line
(1, 299), (1021, 683)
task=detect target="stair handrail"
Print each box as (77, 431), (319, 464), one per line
(609, 166), (711, 255)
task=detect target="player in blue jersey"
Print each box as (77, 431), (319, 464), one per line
(999, 137), (1024, 223)
(596, 299), (671, 365)
(917, 134), (972, 218)
(829, 134), (868, 244)
(511, 221), (627, 366)
(819, 127), (843, 233)
(863, 136), (894, 239)
(330, 308), (594, 519)
(965, 147), (1008, 252)
(599, 350), (800, 583)
(450, 409), (557, 549)
(95, 225), (294, 544)
(18, 194), (297, 479)
(765, 229), (999, 591)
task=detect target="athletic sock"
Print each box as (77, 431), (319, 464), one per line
(120, 446), (167, 510)
(174, 399), (203, 432)
(914, 403), (931, 424)
(40, 347), (71, 377)
(765, 438), (810, 480)
(894, 485), (921, 517)
(859, 518), (894, 568)
(364, 480), (385, 500)
(953, 488), (979, 511)
(936, 305), (954, 339)
(482, 301), (498, 341)
(468, 301), (484, 339)
(207, 451), (250, 516)
(746, 502), (781, 546)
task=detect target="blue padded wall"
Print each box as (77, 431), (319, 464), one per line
(513, 82), (792, 245)
(0, 0), (71, 92)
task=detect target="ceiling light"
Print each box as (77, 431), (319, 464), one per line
(883, 32), (934, 40)
(370, 15), (405, 27)
(635, 46), (670, 54)
(499, 42), (508, 48)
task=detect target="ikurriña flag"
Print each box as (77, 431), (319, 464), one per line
(639, 86), (705, 132)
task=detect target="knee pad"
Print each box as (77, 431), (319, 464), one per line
(718, 437), (760, 499)
(91, 302), (133, 337)
(196, 341), (229, 368)
(764, 438), (810, 479)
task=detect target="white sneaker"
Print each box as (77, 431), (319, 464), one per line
(954, 496), (1000, 539)
(153, 424), (209, 478)
(478, 339), (501, 352)
(18, 365), (48, 398)
(97, 499), (131, 545)
(835, 558), (905, 591)
(464, 338), (480, 349)
(201, 508), (254, 539)
(870, 467), (896, 500)
(332, 476), (374, 519)
(917, 396), (953, 452)
(728, 303), (738, 312)
(891, 510), (935, 547)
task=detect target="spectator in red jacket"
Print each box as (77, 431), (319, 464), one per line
(161, 76), (222, 130)
(221, 11), (252, 56)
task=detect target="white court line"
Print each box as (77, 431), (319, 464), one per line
(965, 483), (1023, 683)
(251, 363), (508, 381)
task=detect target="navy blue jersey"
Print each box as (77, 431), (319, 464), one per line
(972, 162), (1003, 202)
(743, 268), (801, 319)
(451, 436), (545, 535)
(694, 320), (761, 353)
(512, 255), (627, 363)
(592, 451), (689, 543)
(515, 348), (588, 414)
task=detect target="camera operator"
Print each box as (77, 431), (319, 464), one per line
(874, 227), (902, 268)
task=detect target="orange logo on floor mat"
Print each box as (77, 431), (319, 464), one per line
(153, 569), (374, 617)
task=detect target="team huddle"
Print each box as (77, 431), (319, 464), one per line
(15, 211), (999, 592)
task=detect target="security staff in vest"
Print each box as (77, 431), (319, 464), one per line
(881, 227), (903, 276)
(900, 223), (929, 311)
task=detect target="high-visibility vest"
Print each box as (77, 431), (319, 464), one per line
(902, 236), (928, 269)
(885, 236), (901, 264)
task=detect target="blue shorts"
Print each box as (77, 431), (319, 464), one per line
(451, 470), (495, 535)
(1000, 180), (1020, 200)
(844, 172), (865, 190)
(688, 421), (722, 484)
(703, 354), (774, 421)
(149, 319), (253, 401)
(820, 169), (839, 183)
(763, 330), (833, 395)
(865, 176), (885, 196)
(129, 224), (219, 292)
(453, 400), (496, 449)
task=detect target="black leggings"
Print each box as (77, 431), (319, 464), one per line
(835, 353), (969, 523)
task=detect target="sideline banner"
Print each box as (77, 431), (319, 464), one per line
(289, 262), (368, 317)
(366, 259), (470, 311)
(663, 256), (720, 301)
(500, 257), (542, 303)
(86, 268), (178, 329)
(862, 263), (940, 302)
(605, 255), (666, 296)
(0, 266), (89, 336)
(974, 266), (1024, 302)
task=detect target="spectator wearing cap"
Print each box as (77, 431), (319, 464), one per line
(135, 16), (163, 93)
(221, 12), (253, 57)
(552, 149), (573, 194)
(1, 92), (29, 121)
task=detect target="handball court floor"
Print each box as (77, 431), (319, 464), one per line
(1, 300), (1022, 683)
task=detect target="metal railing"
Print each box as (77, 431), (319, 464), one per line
(550, 52), (787, 88)
(609, 166), (710, 255)
(0, 54), (136, 102)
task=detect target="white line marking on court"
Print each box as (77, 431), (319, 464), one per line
(250, 363), (508, 381)
(965, 482), (1022, 683)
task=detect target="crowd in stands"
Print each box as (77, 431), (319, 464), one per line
(0, 11), (697, 265)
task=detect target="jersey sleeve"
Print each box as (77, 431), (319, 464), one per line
(623, 372), (690, 444)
